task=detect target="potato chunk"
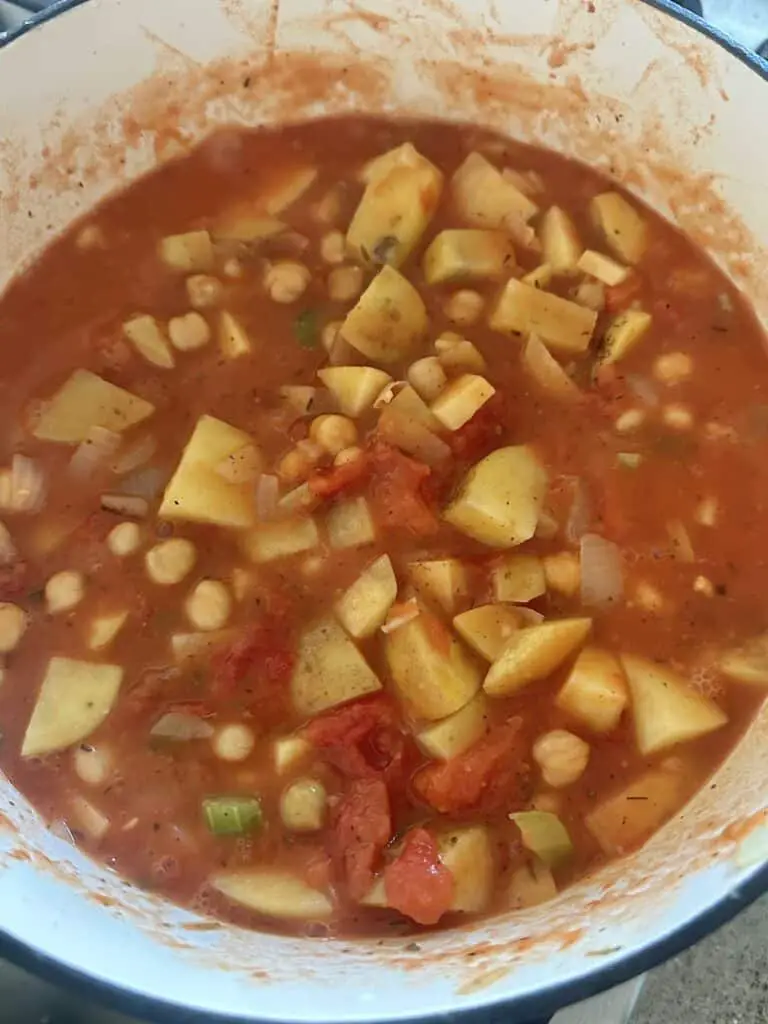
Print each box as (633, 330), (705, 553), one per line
(335, 554), (398, 639)
(508, 859), (557, 909)
(32, 370), (155, 444)
(159, 229), (214, 272)
(423, 230), (515, 284)
(484, 618), (592, 697)
(556, 646), (628, 733)
(521, 334), (581, 402)
(211, 869), (332, 920)
(87, 611), (128, 651)
(218, 311), (252, 359)
(585, 767), (688, 855)
(540, 207), (582, 273)
(318, 367), (392, 417)
(430, 374), (496, 431)
(325, 496), (375, 549)
(292, 617), (382, 716)
(347, 150), (443, 268)
(242, 517), (319, 563)
(122, 315), (175, 368)
(340, 266), (428, 364)
(453, 604), (522, 661)
(159, 415), (257, 528)
(719, 632), (768, 686)
(22, 657), (123, 757)
(510, 811), (573, 868)
(385, 609), (482, 720)
(490, 279), (597, 355)
(620, 654), (727, 755)
(576, 250), (630, 286)
(438, 826), (494, 912)
(491, 554), (545, 603)
(443, 445), (547, 548)
(601, 309), (652, 365)
(409, 558), (469, 615)
(416, 693), (489, 760)
(590, 191), (648, 265)
(451, 153), (538, 229)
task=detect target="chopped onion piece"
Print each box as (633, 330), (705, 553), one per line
(111, 434), (157, 475)
(150, 711), (214, 741)
(580, 533), (624, 607)
(380, 598), (420, 634)
(0, 455), (47, 513)
(216, 445), (261, 485)
(377, 409), (450, 468)
(255, 473), (280, 520)
(100, 494), (149, 518)
(49, 819), (75, 845)
(119, 466), (167, 501)
(69, 426), (121, 478)
(565, 479), (591, 544)
(626, 373), (659, 408)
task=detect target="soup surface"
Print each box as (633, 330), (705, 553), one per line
(0, 116), (766, 937)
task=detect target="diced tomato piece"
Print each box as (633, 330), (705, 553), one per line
(309, 452), (371, 499)
(0, 559), (29, 601)
(446, 396), (504, 462)
(368, 442), (439, 537)
(332, 777), (391, 900)
(414, 719), (530, 814)
(305, 696), (405, 782)
(384, 828), (454, 926)
(211, 615), (295, 724)
(605, 274), (642, 313)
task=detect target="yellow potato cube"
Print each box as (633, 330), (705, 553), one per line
(416, 694), (489, 760)
(484, 618), (592, 697)
(335, 554), (398, 639)
(451, 153), (538, 229)
(423, 229), (515, 284)
(409, 558), (469, 615)
(340, 266), (428, 364)
(556, 646), (628, 733)
(32, 370), (154, 444)
(491, 554), (546, 603)
(292, 617), (382, 716)
(430, 374), (496, 431)
(453, 604), (522, 661)
(540, 207), (582, 273)
(601, 309), (652, 365)
(590, 192), (648, 265)
(490, 279), (597, 355)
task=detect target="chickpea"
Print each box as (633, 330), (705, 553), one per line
(280, 778), (327, 832)
(311, 190), (342, 225)
(320, 230), (346, 264)
(145, 538), (196, 586)
(533, 730), (590, 789)
(328, 265), (364, 303)
(309, 414), (358, 456)
(0, 602), (27, 652)
(543, 551), (580, 597)
(334, 446), (363, 468)
(168, 311), (211, 351)
(662, 403), (693, 430)
(212, 723), (256, 762)
(407, 357), (447, 403)
(45, 570), (85, 614)
(695, 496), (719, 528)
(222, 257), (244, 279)
(654, 351), (693, 385)
(107, 521), (142, 558)
(322, 320), (342, 354)
(75, 223), (105, 251)
(186, 274), (223, 309)
(614, 408), (645, 433)
(444, 289), (484, 325)
(185, 579), (231, 631)
(693, 575), (715, 597)
(73, 744), (112, 786)
(276, 445), (320, 487)
(264, 260), (311, 303)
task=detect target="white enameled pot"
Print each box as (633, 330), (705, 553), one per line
(0, 1), (766, 1021)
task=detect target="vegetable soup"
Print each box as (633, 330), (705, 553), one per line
(0, 116), (766, 936)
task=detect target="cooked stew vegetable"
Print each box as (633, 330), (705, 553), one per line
(0, 117), (766, 936)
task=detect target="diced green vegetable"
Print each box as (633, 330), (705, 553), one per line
(203, 796), (263, 836)
(32, 370), (155, 444)
(620, 654), (727, 755)
(443, 445), (548, 549)
(385, 608), (482, 720)
(291, 617), (382, 716)
(510, 811), (573, 868)
(293, 310), (319, 350)
(22, 657), (123, 757)
(340, 266), (428, 364)
(490, 279), (597, 355)
(484, 618), (592, 697)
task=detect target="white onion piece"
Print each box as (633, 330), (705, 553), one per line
(119, 466), (167, 501)
(69, 426), (121, 478)
(150, 711), (214, 741)
(580, 533), (624, 608)
(0, 455), (47, 513)
(216, 445), (261, 485)
(49, 819), (75, 845)
(111, 434), (157, 475)
(377, 410), (450, 468)
(255, 473), (279, 520)
(565, 478), (591, 544)
(626, 373), (660, 407)
(381, 598), (420, 635)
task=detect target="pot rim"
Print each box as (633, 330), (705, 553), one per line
(0, 1), (766, 1022)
